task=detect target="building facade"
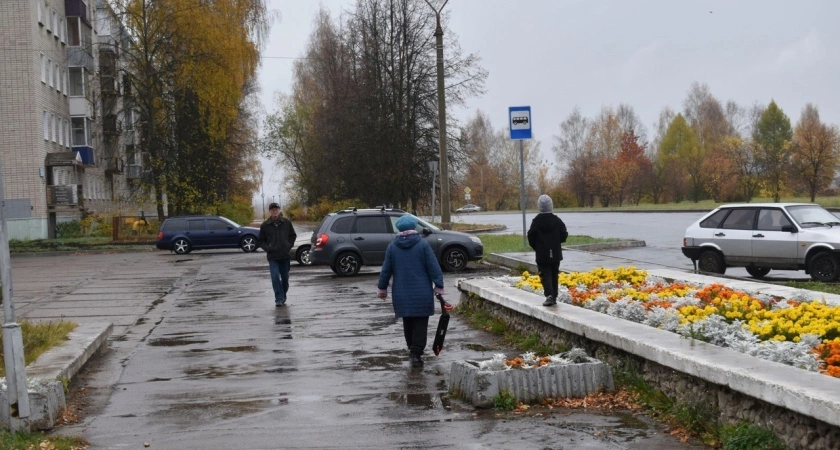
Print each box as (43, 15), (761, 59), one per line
(0, 0), (153, 240)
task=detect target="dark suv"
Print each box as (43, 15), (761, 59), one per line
(310, 207), (483, 276)
(156, 215), (260, 254)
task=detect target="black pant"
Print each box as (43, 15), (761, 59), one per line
(402, 316), (429, 355)
(537, 261), (560, 298)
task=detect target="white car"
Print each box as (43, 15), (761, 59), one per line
(456, 204), (482, 213)
(290, 231), (313, 265)
(681, 203), (840, 281)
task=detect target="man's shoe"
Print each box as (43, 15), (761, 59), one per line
(543, 296), (557, 306)
(410, 354), (424, 368)
(275, 303), (285, 307)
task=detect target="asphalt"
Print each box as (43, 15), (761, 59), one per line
(0, 244), (710, 449)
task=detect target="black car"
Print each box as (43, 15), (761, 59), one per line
(156, 215), (260, 254)
(310, 207), (484, 276)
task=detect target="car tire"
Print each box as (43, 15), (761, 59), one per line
(809, 252), (840, 282)
(698, 250), (725, 274)
(296, 245), (312, 265)
(173, 238), (191, 255)
(334, 251), (361, 276)
(745, 267), (771, 279)
(441, 247), (468, 272)
(240, 235), (258, 253)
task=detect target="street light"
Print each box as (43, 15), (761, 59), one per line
(424, 0), (451, 229)
(428, 160), (438, 223)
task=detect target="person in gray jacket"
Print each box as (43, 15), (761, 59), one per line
(527, 194), (568, 306)
(258, 203), (297, 307)
(377, 215), (445, 368)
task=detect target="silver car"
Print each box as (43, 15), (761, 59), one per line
(681, 203), (840, 281)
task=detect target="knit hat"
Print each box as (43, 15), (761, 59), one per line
(538, 194), (553, 213)
(395, 215), (418, 231)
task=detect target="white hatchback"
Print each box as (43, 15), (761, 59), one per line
(681, 203), (840, 281)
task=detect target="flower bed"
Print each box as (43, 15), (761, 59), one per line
(499, 267), (840, 378)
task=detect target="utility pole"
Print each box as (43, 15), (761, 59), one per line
(0, 155), (30, 433)
(425, 0), (451, 229)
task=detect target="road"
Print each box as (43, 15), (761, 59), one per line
(1, 246), (703, 449)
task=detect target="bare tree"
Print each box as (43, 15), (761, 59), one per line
(552, 107), (591, 206)
(791, 104), (840, 201)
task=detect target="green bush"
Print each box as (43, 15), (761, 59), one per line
(216, 199), (254, 226)
(55, 220), (82, 238)
(493, 389), (517, 411)
(720, 422), (785, 450)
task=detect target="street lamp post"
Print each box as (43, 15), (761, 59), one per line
(424, 0), (451, 229)
(428, 160), (438, 223)
(261, 193), (265, 219)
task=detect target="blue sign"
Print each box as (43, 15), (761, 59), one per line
(509, 106), (532, 140)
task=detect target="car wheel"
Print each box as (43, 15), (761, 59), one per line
(745, 267), (771, 279)
(809, 252), (840, 282)
(441, 247), (468, 272)
(173, 238), (191, 255)
(296, 245), (312, 265)
(698, 250), (725, 274)
(240, 236), (258, 252)
(334, 251), (361, 276)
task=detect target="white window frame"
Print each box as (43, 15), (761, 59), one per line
(52, 112), (58, 142)
(43, 111), (49, 140)
(65, 119), (71, 148)
(52, 10), (58, 37)
(40, 53), (46, 83)
(60, 18), (66, 43)
(37, 1), (43, 25)
(47, 58), (53, 88)
(54, 63), (60, 92)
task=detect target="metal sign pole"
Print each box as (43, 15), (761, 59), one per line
(0, 155), (30, 433)
(520, 140), (526, 248)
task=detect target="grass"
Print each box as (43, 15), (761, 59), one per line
(785, 280), (840, 295)
(8, 237), (153, 254)
(477, 233), (619, 254)
(0, 431), (88, 450)
(0, 320), (78, 377)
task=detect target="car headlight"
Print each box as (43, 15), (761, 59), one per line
(470, 236), (482, 244)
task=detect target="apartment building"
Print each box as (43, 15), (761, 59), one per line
(0, 0), (151, 240)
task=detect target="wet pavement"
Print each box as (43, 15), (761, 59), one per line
(0, 247), (706, 449)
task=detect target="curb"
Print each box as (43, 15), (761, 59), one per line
(0, 321), (112, 430)
(484, 240), (647, 273)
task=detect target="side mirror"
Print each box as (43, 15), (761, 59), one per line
(422, 228), (432, 236)
(781, 225), (796, 233)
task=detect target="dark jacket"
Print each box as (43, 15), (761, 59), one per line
(377, 232), (444, 318)
(257, 217), (296, 261)
(527, 213), (567, 265)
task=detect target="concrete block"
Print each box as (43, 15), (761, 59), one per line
(449, 358), (614, 408)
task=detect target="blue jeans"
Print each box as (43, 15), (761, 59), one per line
(268, 259), (291, 305)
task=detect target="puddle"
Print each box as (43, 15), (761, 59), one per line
(156, 399), (286, 423)
(148, 337), (209, 347)
(148, 377), (171, 382)
(231, 266), (267, 272)
(463, 343), (494, 352)
(188, 346), (258, 353)
(386, 392), (451, 410)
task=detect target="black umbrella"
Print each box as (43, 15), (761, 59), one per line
(432, 294), (451, 356)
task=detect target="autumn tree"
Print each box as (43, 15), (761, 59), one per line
(648, 107), (676, 204)
(753, 100), (793, 202)
(659, 114), (702, 202)
(790, 104), (840, 201)
(552, 108), (591, 207)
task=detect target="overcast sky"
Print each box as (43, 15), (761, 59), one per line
(256, 0), (840, 201)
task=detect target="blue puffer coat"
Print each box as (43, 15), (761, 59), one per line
(377, 232), (444, 318)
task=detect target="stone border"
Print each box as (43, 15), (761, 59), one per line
(457, 276), (840, 450)
(0, 321), (112, 430)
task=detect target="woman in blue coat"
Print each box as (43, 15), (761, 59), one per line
(377, 215), (445, 368)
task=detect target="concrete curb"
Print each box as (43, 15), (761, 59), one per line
(484, 240), (647, 273)
(456, 276), (840, 429)
(0, 321), (112, 430)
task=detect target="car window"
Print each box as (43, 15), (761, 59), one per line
(756, 209), (791, 231)
(354, 216), (388, 233)
(787, 205), (840, 227)
(187, 219), (206, 231)
(207, 219), (230, 231)
(720, 209), (755, 230)
(330, 216), (354, 234)
(699, 210), (728, 228)
(161, 218), (185, 231)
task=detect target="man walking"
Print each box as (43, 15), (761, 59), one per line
(527, 194), (568, 307)
(258, 203), (297, 307)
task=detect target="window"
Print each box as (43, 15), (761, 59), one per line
(52, 112), (57, 142)
(58, 119), (63, 146)
(161, 219), (185, 232)
(207, 219), (230, 231)
(721, 209), (756, 230)
(45, 6), (51, 32)
(60, 18), (66, 43)
(330, 217), (354, 234)
(43, 111), (49, 140)
(54, 63), (60, 91)
(47, 59), (53, 88)
(187, 219), (206, 232)
(38, 1), (43, 25)
(69, 67), (84, 96)
(67, 17), (79, 46)
(353, 216), (388, 233)
(40, 54), (46, 83)
(63, 69), (68, 95)
(65, 119), (71, 148)
(52, 10), (58, 36)
(71, 117), (87, 146)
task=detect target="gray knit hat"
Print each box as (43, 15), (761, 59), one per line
(538, 194), (553, 213)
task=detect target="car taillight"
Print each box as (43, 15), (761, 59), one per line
(158, 231), (163, 240)
(315, 233), (329, 248)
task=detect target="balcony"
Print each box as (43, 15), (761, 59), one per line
(103, 116), (121, 135)
(67, 46), (94, 71)
(126, 164), (142, 180)
(104, 157), (124, 175)
(72, 146), (96, 166)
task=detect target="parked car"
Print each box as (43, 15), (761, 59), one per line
(156, 215), (260, 254)
(456, 204), (482, 213)
(291, 231), (313, 265)
(310, 207), (484, 276)
(681, 203), (840, 281)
